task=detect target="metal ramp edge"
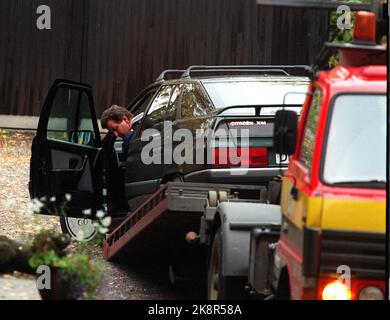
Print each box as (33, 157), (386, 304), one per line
(102, 184), (168, 260)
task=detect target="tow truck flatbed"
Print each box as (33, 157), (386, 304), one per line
(103, 182), (268, 261)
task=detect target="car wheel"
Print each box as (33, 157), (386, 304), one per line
(207, 227), (246, 300)
(59, 216), (97, 242)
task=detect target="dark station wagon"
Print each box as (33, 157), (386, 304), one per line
(29, 65), (309, 236)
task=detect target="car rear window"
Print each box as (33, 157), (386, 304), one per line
(203, 81), (308, 108)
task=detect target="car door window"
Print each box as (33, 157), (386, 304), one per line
(180, 84), (211, 119)
(130, 89), (157, 118)
(299, 89), (322, 170)
(141, 85), (173, 132)
(127, 89), (158, 139)
(76, 91), (97, 146)
(165, 85), (181, 122)
(47, 87), (97, 146)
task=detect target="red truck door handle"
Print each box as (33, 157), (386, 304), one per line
(282, 221), (289, 233)
(290, 185), (299, 201)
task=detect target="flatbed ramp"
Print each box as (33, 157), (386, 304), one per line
(103, 182), (267, 261)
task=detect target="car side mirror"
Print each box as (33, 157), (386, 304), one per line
(273, 110), (298, 156)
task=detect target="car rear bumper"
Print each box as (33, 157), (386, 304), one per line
(184, 167), (286, 185)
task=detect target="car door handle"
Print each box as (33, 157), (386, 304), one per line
(73, 156), (88, 173)
(282, 221), (289, 233)
(52, 156), (87, 174)
(290, 185), (299, 201)
(69, 158), (79, 169)
(68, 156), (88, 180)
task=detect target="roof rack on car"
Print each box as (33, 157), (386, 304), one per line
(181, 65), (313, 79)
(156, 69), (186, 82)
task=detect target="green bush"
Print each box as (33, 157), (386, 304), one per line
(29, 230), (101, 300)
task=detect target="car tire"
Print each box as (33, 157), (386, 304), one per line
(207, 227), (246, 300)
(275, 269), (290, 300)
(59, 217), (69, 234)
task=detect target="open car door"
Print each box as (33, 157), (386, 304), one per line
(29, 79), (103, 218)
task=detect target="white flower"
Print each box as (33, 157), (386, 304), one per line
(96, 210), (105, 219)
(32, 198), (44, 207)
(31, 199), (44, 212)
(100, 216), (112, 227)
(40, 196), (47, 202)
(75, 230), (86, 242)
(98, 226), (109, 235)
(82, 208), (92, 216)
(65, 194), (72, 201)
(50, 196), (56, 202)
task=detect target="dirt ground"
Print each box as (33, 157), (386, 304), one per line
(0, 129), (199, 300)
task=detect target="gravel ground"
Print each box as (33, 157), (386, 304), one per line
(0, 273), (40, 300)
(0, 130), (60, 240)
(0, 129), (202, 300)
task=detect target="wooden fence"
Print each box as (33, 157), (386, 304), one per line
(0, 0), (330, 117)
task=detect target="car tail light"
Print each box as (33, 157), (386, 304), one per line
(212, 147), (268, 167)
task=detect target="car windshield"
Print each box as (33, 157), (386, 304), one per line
(323, 94), (386, 186)
(203, 80), (309, 108)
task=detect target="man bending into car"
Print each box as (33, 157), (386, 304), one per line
(101, 105), (136, 155)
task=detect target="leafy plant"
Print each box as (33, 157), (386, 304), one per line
(28, 229), (101, 300)
(57, 254), (101, 300)
(28, 229), (70, 268)
(26, 188), (112, 299)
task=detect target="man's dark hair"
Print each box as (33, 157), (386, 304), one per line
(101, 105), (133, 129)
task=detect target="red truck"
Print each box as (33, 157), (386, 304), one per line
(245, 11), (387, 300)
